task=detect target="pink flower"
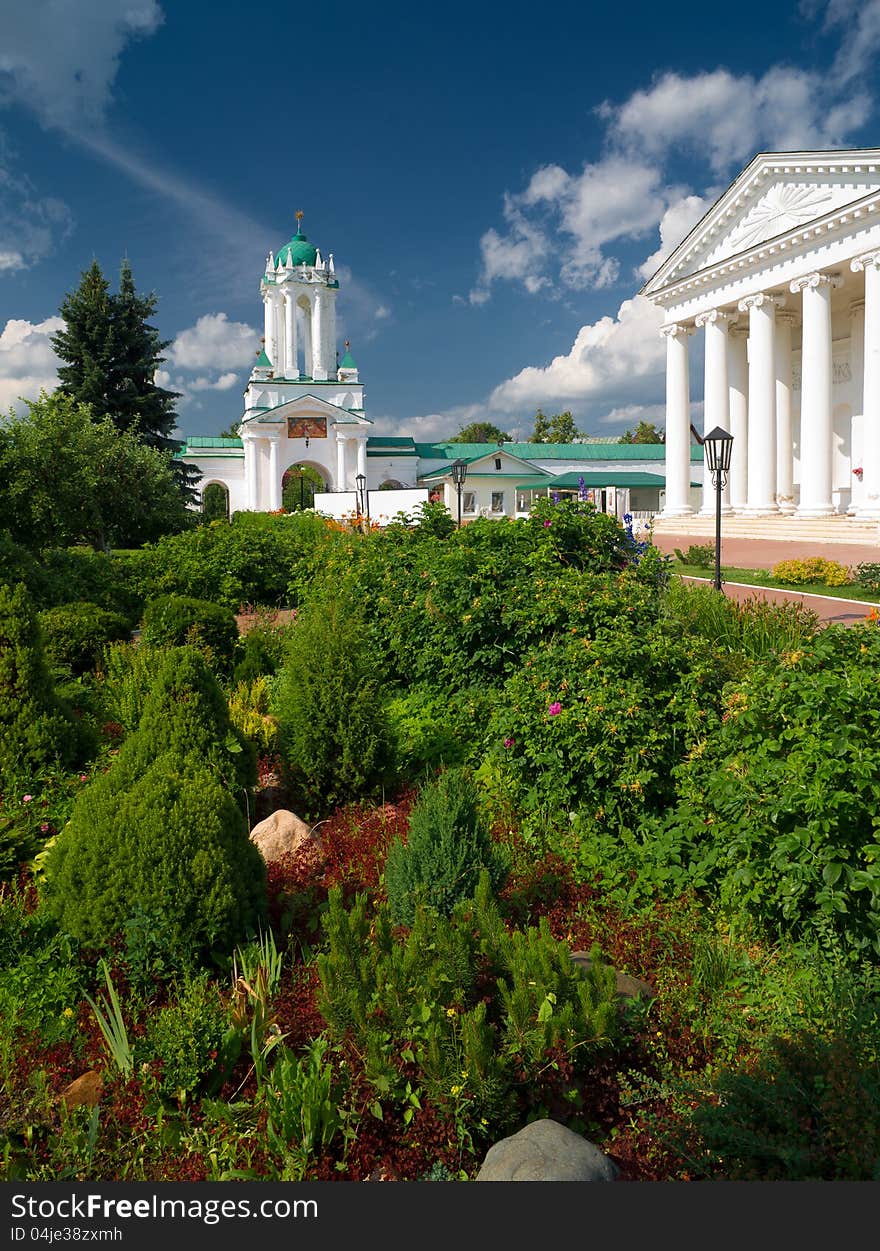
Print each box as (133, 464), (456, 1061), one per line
(503, 737), (515, 749)
(548, 702), (562, 716)
(543, 519), (552, 528)
(22, 794), (32, 803)
(78, 774), (88, 782)
(40, 822), (50, 833)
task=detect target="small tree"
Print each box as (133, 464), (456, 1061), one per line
(272, 594), (394, 816)
(528, 409), (583, 444)
(384, 768), (508, 926)
(44, 646), (264, 959)
(449, 422), (512, 444)
(0, 583), (86, 784)
(619, 421), (664, 444)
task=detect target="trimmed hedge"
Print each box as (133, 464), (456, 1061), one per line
(39, 601), (131, 676)
(141, 595), (239, 672)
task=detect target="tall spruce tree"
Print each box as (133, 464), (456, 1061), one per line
(52, 259), (200, 504)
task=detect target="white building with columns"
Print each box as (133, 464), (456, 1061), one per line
(642, 149), (880, 530)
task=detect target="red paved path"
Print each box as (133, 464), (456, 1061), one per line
(653, 532), (880, 628)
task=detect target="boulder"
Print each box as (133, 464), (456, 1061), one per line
(59, 1070), (103, 1110)
(476, 1119), (618, 1182)
(570, 951), (656, 1002)
(249, 809), (322, 864)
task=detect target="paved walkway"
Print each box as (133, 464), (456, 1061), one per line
(654, 532), (880, 627)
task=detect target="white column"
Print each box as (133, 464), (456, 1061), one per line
(775, 310), (797, 514)
(791, 272), (840, 517)
(267, 435), (281, 511)
(262, 295), (275, 369)
(244, 434), (259, 510)
(335, 433), (347, 491)
(312, 288), (325, 380)
(283, 290), (297, 379)
(695, 309), (732, 514)
(660, 323), (693, 516)
(738, 293), (779, 513)
(852, 251), (880, 517)
(302, 299), (313, 379)
(356, 438), (367, 480)
(727, 324), (748, 511)
(848, 298), (865, 514)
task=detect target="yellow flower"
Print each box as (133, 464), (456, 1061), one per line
(446, 1007), (457, 1018)
(62, 1007), (74, 1019)
(450, 1085), (462, 1097)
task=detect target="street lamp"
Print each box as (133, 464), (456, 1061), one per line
(355, 472), (367, 519)
(450, 458), (468, 529)
(702, 426), (734, 593)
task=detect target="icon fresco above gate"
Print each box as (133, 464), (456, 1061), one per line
(287, 416), (327, 440)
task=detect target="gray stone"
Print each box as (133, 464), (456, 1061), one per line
(570, 951), (656, 1002)
(249, 808), (322, 864)
(476, 1118), (618, 1182)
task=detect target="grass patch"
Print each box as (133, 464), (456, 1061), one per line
(673, 566), (880, 604)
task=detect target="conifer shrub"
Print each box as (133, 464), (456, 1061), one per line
(39, 601), (131, 676)
(44, 750), (265, 959)
(96, 640), (163, 734)
(43, 646), (264, 960)
(271, 594), (394, 816)
(384, 768), (508, 926)
(140, 594), (239, 672)
(0, 582), (87, 784)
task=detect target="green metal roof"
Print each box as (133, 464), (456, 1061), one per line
(184, 437), (243, 448)
(519, 471), (701, 489)
(366, 436), (416, 448)
(415, 441), (702, 462)
(254, 348), (272, 367)
(276, 230), (318, 268)
(338, 348), (357, 370)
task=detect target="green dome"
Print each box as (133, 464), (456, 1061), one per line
(276, 230), (318, 268)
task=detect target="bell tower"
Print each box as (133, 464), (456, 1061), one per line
(259, 210), (339, 382)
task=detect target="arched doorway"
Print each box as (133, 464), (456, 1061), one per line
(282, 463), (325, 511)
(202, 481), (230, 521)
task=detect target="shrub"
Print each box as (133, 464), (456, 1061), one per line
(227, 677), (279, 753)
(0, 583), (87, 787)
(673, 543), (715, 569)
(856, 562), (880, 595)
(143, 972), (229, 1100)
(140, 595), (239, 672)
(384, 768), (508, 926)
(664, 624), (880, 956)
(663, 580), (820, 663)
(96, 641), (164, 734)
(772, 557), (852, 586)
(43, 647), (264, 960)
(39, 601), (131, 677)
(233, 620), (290, 684)
(272, 594), (394, 816)
(43, 751), (266, 960)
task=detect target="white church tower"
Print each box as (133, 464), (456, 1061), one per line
(217, 211), (372, 511)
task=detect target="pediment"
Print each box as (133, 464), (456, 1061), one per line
(464, 450), (552, 475)
(242, 393), (371, 427)
(643, 150), (880, 294)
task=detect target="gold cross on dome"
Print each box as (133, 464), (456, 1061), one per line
(295, 209), (304, 225)
(345, 339), (350, 349)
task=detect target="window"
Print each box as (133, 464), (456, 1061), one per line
(494, 457), (502, 470)
(463, 491), (477, 514)
(491, 491), (505, 513)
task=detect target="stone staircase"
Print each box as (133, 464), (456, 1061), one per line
(650, 513), (880, 546)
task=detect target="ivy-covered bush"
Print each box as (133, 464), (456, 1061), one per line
(272, 594), (394, 816)
(39, 601), (131, 677)
(384, 768), (508, 926)
(856, 562), (880, 595)
(43, 647), (264, 959)
(663, 623), (880, 955)
(140, 595), (239, 672)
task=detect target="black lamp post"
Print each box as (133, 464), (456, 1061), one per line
(702, 426), (734, 593)
(450, 458), (468, 529)
(355, 472), (367, 519)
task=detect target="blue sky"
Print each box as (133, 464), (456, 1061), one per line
(0, 0), (878, 442)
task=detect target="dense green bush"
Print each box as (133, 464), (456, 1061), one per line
(39, 602), (131, 677)
(143, 972), (229, 1099)
(662, 580), (820, 665)
(140, 595), (239, 672)
(663, 624), (880, 955)
(0, 583), (89, 788)
(385, 768), (508, 926)
(272, 594), (394, 816)
(43, 647), (264, 959)
(95, 641), (164, 734)
(484, 622), (722, 855)
(771, 557), (852, 586)
(857, 562), (880, 595)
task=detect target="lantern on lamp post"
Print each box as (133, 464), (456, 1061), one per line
(450, 458), (468, 529)
(355, 472), (367, 519)
(702, 426), (734, 593)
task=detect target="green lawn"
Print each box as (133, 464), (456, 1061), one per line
(672, 564), (880, 604)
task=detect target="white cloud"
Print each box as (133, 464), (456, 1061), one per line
(823, 0), (880, 84)
(167, 313), (258, 371)
(489, 295), (666, 414)
(637, 193), (710, 281)
(0, 165), (74, 272)
(0, 315), (62, 412)
(0, 2), (164, 128)
(188, 372), (239, 392)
